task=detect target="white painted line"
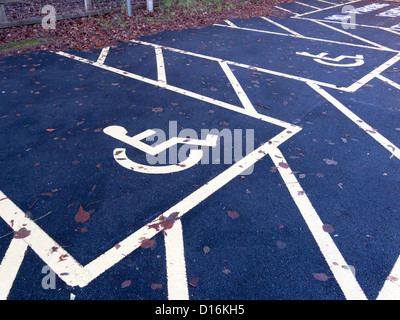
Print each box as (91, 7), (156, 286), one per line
(260, 16), (302, 36)
(308, 82), (400, 160)
(317, 0), (337, 5)
(213, 20), (399, 53)
(56, 50), (297, 129)
(377, 6), (400, 17)
(270, 148), (367, 300)
(376, 73), (400, 90)
(0, 238), (28, 300)
(218, 60), (258, 115)
(295, 1), (321, 10)
(127, 40), (359, 92)
(311, 20), (393, 51)
(97, 46), (110, 65)
(0, 125), (301, 295)
(347, 52), (400, 92)
(391, 22), (400, 29)
(224, 20), (237, 27)
(296, 16), (400, 36)
(0, 192), (92, 287)
(295, 0), (362, 17)
(155, 47), (167, 85)
(274, 5), (297, 14)
(164, 219), (189, 300)
(377, 254), (400, 299)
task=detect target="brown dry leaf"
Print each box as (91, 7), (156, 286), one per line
(46, 128), (56, 132)
(278, 161), (289, 169)
(14, 227), (31, 239)
(74, 205), (94, 223)
(38, 192), (53, 197)
(189, 276), (199, 287)
(227, 210), (240, 219)
(322, 224), (335, 234)
(140, 238), (157, 250)
(150, 283), (163, 290)
(312, 273), (331, 282)
(121, 280), (131, 288)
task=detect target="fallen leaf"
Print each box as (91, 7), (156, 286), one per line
(46, 128), (56, 132)
(219, 121), (229, 128)
(121, 280), (131, 288)
(387, 275), (398, 283)
(152, 107), (163, 113)
(14, 227), (31, 239)
(140, 238), (157, 250)
(322, 224), (335, 234)
(276, 240), (287, 249)
(150, 283), (163, 290)
(313, 273), (330, 282)
(278, 161), (289, 169)
(316, 173), (324, 178)
(222, 267), (231, 275)
(203, 246), (211, 255)
(189, 276), (199, 287)
(227, 210), (240, 219)
(74, 205), (94, 223)
(38, 192), (53, 197)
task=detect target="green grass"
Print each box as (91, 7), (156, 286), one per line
(0, 38), (52, 52)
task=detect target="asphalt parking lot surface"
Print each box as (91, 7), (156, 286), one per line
(0, 0), (400, 302)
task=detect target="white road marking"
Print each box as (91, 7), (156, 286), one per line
(56, 49), (296, 129)
(377, 254), (400, 299)
(164, 219), (189, 300)
(213, 19), (399, 53)
(308, 82), (400, 160)
(295, 0), (362, 17)
(260, 16), (302, 36)
(377, 6), (400, 17)
(96, 46), (110, 65)
(311, 20), (393, 51)
(0, 127), (300, 298)
(155, 47), (167, 85)
(274, 5), (297, 14)
(270, 148), (367, 300)
(391, 22), (400, 29)
(0, 238), (28, 300)
(376, 73), (400, 90)
(218, 60), (258, 115)
(317, 0), (337, 5)
(346, 52), (400, 92)
(295, 1), (321, 10)
(296, 16), (400, 36)
(296, 51), (365, 67)
(224, 19), (237, 27)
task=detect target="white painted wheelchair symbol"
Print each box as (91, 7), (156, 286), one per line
(103, 125), (218, 174)
(296, 52), (364, 67)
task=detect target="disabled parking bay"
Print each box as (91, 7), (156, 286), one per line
(0, 0), (400, 301)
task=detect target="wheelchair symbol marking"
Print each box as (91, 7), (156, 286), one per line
(103, 125), (218, 174)
(296, 52), (364, 67)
